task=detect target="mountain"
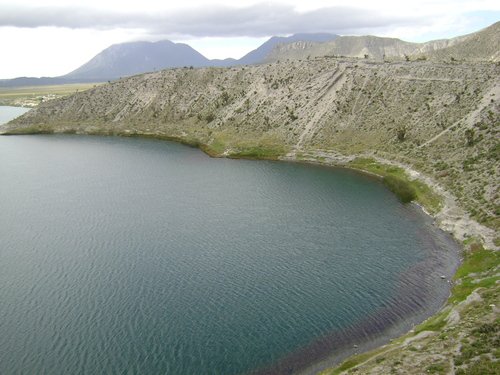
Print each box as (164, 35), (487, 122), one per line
(0, 23), (497, 87)
(236, 33), (339, 65)
(266, 21), (500, 62)
(63, 33), (339, 75)
(266, 35), (419, 60)
(63, 40), (211, 81)
(0, 33), (339, 87)
(422, 21), (500, 61)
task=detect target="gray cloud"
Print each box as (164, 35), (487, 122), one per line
(0, 3), (425, 37)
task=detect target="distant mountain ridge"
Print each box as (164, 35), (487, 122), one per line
(65, 33), (340, 80)
(0, 22), (498, 87)
(0, 33), (339, 87)
(237, 33), (339, 65)
(266, 21), (500, 62)
(65, 40), (211, 80)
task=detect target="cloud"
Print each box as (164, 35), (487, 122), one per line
(0, 3), (424, 37)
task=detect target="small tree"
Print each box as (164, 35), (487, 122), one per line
(465, 129), (475, 146)
(220, 91), (230, 105)
(205, 113), (215, 123)
(396, 125), (407, 141)
(383, 175), (417, 203)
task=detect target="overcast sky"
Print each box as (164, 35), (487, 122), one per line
(1, 0), (499, 78)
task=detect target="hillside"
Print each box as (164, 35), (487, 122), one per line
(266, 21), (500, 62)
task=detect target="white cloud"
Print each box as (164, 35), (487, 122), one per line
(0, 0), (498, 78)
(0, 26), (145, 78)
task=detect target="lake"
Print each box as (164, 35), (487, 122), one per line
(0, 118), (459, 374)
(0, 105), (30, 125)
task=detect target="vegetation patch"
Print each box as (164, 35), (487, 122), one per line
(348, 158), (441, 212)
(229, 145), (285, 160)
(456, 356), (500, 375)
(454, 243), (499, 279)
(1, 125), (55, 135)
(326, 351), (383, 375)
(383, 175), (417, 203)
(203, 138), (227, 156)
(425, 362), (447, 374)
(414, 309), (449, 334)
(454, 321), (500, 369)
(449, 242), (499, 304)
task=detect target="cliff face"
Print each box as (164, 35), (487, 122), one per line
(266, 35), (420, 60)
(265, 21), (500, 62)
(4, 58), (499, 233)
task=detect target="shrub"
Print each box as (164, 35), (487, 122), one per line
(230, 146), (284, 160)
(465, 129), (475, 146)
(383, 175), (417, 203)
(205, 113), (216, 123)
(396, 126), (407, 141)
(459, 356), (499, 375)
(426, 362), (446, 373)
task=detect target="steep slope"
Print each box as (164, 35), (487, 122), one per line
(267, 35), (419, 60)
(4, 58), (499, 238)
(63, 40), (211, 80)
(267, 21), (500, 61)
(423, 21), (500, 62)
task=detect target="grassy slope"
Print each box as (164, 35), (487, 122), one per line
(348, 158), (442, 213)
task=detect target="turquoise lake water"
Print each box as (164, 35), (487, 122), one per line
(0, 130), (459, 374)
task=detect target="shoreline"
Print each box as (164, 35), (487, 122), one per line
(256, 206), (461, 375)
(1, 131), (481, 374)
(278, 149), (496, 250)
